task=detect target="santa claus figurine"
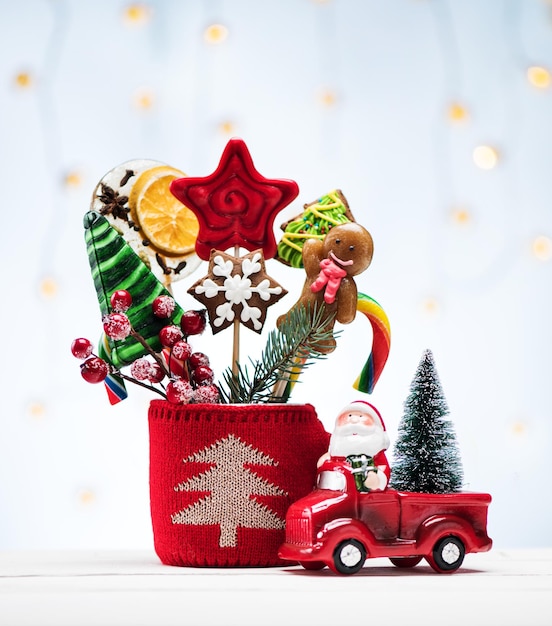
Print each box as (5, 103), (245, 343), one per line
(318, 400), (391, 492)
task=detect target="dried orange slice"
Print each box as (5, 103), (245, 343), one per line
(129, 165), (199, 256)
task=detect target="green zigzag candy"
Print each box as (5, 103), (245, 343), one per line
(84, 211), (184, 368)
(276, 190), (353, 268)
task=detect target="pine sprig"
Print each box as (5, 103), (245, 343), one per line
(219, 304), (338, 404)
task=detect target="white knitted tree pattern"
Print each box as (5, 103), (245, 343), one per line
(171, 434), (288, 547)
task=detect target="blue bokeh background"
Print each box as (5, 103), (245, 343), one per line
(1, 0), (551, 550)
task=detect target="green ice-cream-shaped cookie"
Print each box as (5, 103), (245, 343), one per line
(84, 211), (184, 368)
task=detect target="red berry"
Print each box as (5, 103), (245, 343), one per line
(166, 379), (194, 404)
(172, 340), (192, 361)
(130, 357), (152, 381)
(193, 384), (220, 404)
(181, 310), (207, 336)
(148, 363), (165, 384)
(71, 338), (93, 360)
(81, 357), (109, 383)
(152, 295), (175, 318)
(110, 290), (132, 313)
(192, 365), (214, 385)
(159, 325), (183, 348)
(103, 313), (131, 340)
(189, 352), (210, 369)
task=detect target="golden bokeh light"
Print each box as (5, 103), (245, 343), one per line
(532, 235), (552, 261)
(123, 4), (152, 26)
(422, 297), (440, 316)
(473, 145), (499, 170)
(219, 121), (236, 135)
(447, 102), (468, 123)
(77, 489), (97, 506)
(133, 89), (154, 110)
(14, 72), (33, 89)
(451, 207), (471, 225)
(318, 89), (338, 107)
(511, 421), (527, 436)
(64, 171), (83, 188)
(204, 24), (228, 45)
(28, 402), (46, 420)
(527, 65), (550, 89)
(39, 277), (59, 299)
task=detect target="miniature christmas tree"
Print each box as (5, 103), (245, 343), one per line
(389, 349), (464, 494)
(172, 434), (287, 547)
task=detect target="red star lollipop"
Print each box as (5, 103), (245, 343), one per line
(170, 139), (299, 261)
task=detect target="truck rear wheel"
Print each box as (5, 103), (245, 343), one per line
(332, 539), (366, 575)
(428, 536), (465, 573)
(389, 556), (423, 568)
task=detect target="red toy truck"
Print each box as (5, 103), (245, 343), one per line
(278, 459), (492, 574)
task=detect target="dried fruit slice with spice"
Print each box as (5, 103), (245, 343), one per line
(129, 165), (199, 256)
(91, 159), (201, 282)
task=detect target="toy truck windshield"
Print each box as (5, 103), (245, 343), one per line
(317, 470), (347, 491)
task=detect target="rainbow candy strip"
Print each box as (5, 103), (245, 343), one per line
(99, 334), (128, 405)
(353, 293), (391, 394)
(278, 294), (391, 400)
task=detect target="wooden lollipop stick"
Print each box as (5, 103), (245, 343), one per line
(271, 354), (307, 401)
(232, 245), (241, 381)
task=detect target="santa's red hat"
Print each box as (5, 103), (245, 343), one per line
(337, 400), (390, 449)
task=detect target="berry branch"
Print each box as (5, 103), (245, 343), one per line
(71, 290), (220, 405)
(128, 328), (170, 378)
(117, 371), (167, 398)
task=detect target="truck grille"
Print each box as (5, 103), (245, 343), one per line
(286, 516), (312, 545)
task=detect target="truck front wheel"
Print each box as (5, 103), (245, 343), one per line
(428, 536), (465, 573)
(332, 539), (366, 575)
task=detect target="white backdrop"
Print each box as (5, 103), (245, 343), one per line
(1, 0), (551, 550)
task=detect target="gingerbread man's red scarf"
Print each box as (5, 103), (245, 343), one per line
(310, 257), (348, 304)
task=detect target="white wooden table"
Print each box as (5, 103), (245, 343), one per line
(0, 550), (550, 626)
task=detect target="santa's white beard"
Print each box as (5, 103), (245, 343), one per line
(329, 423), (390, 458)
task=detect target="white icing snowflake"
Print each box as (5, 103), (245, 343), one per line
(189, 249), (287, 334)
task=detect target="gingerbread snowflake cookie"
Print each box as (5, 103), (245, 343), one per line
(188, 249), (287, 334)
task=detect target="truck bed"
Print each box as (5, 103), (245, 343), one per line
(397, 491), (492, 542)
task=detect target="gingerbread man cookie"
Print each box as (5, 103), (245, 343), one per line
(277, 222), (373, 353)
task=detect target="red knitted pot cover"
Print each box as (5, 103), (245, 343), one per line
(148, 400), (330, 567)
